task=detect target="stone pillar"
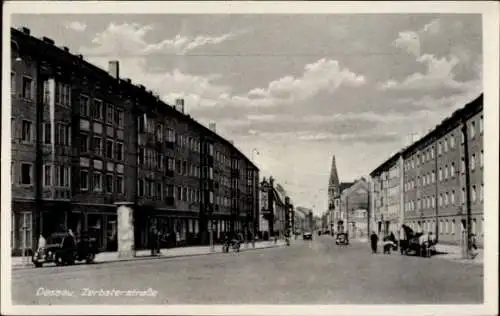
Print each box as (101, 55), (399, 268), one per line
(115, 202), (135, 258)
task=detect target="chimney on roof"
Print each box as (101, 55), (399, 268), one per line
(108, 60), (120, 80)
(209, 122), (216, 133)
(63, 46), (70, 53)
(77, 54), (83, 59)
(175, 98), (185, 113)
(20, 27), (31, 35)
(42, 37), (55, 45)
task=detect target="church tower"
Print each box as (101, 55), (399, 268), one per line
(328, 155), (340, 210)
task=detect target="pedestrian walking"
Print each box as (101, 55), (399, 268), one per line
(37, 234), (46, 252)
(370, 231), (379, 254)
(470, 233), (478, 259)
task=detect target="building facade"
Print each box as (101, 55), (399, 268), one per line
(258, 177), (291, 239)
(370, 154), (404, 236)
(370, 94), (483, 246)
(402, 95), (483, 246)
(339, 178), (370, 238)
(294, 209), (306, 234)
(10, 27), (259, 255)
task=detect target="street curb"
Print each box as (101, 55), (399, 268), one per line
(11, 244), (283, 270)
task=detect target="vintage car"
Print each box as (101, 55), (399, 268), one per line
(303, 232), (313, 240)
(32, 232), (99, 267)
(335, 232), (349, 246)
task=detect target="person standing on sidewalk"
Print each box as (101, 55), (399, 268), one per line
(370, 231), (379, 254)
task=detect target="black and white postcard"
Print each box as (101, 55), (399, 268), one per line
(2, 1), (498, 315)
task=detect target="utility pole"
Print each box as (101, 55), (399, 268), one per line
(461, 120), (473, 259)
(367, 187), (371, 237)
(33, 58), (44, 253)
(346, 196), (349, 239)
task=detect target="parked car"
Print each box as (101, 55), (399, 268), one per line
(32, 232), (99, 268)
(303, 232), (313, 240)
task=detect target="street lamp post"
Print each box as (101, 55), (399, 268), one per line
(251, 148), (259, 248)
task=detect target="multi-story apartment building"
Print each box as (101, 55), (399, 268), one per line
(370, 94), (483, 245)
(295, 207), (313, 232)
(258, 177), (292, 239)
(10, 26), (259, 255)
(294, 209), (306, 234)
(370, 154), (404, 236)
(402, 94), (483, 245)
(338, 178), (370, 238)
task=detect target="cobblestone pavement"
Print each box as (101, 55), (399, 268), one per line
(11, 236), (483, 305)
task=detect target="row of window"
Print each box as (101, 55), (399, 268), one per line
(404, 151), (483, 192)
(405, 217), (483, 236)
(80, 133), (125, 161)
(42, 80), (71, 107)
(136, 178), (241, 208)
(405, 184), (484, 212)
(79, 169), (125, 194)
(79, 95), (125, 128)
(11, 73), (126, 129)
(138, 117), (210, 155)
(405, 116), (483, 171)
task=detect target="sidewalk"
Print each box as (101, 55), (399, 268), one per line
(11, 240), (285, 270)
(434, 243), (484, 265)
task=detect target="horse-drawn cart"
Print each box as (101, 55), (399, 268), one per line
(399, 225), (436, 257)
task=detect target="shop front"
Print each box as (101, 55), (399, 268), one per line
(68, 204), (117, 252)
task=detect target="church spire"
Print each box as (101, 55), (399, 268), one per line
(328, 155), (340, 189)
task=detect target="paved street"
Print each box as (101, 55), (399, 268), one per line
(12, 236), (483, 305)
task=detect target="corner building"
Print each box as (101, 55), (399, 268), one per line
(10, 27), (259, 255)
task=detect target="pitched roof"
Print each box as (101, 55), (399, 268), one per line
(339, 182), (354, 193)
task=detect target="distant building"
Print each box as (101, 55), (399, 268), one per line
(259, 177), (291, 239)
(339, 178), (369, 238)
(327, 155), (340, 210)
(370, 152), (404, 236)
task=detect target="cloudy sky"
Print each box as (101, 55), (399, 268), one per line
(11, 13), (483, 214)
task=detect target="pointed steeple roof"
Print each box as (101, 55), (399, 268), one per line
(328, 155), (340, 188)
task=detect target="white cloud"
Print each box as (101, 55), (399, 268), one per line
(82, 22), (243, 57)
(382, 18), (481, 94)
(65, 21), (87, 32)
(80, 23), (366, 113)
(422, 18), (441, 34)
(379, 54), (473, 92)
(392, 18), (441, 58)
(393, 31), (421, 57)
(215, 58), (366, 109)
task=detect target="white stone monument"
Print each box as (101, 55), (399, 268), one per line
(115, 202), (136, 258)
